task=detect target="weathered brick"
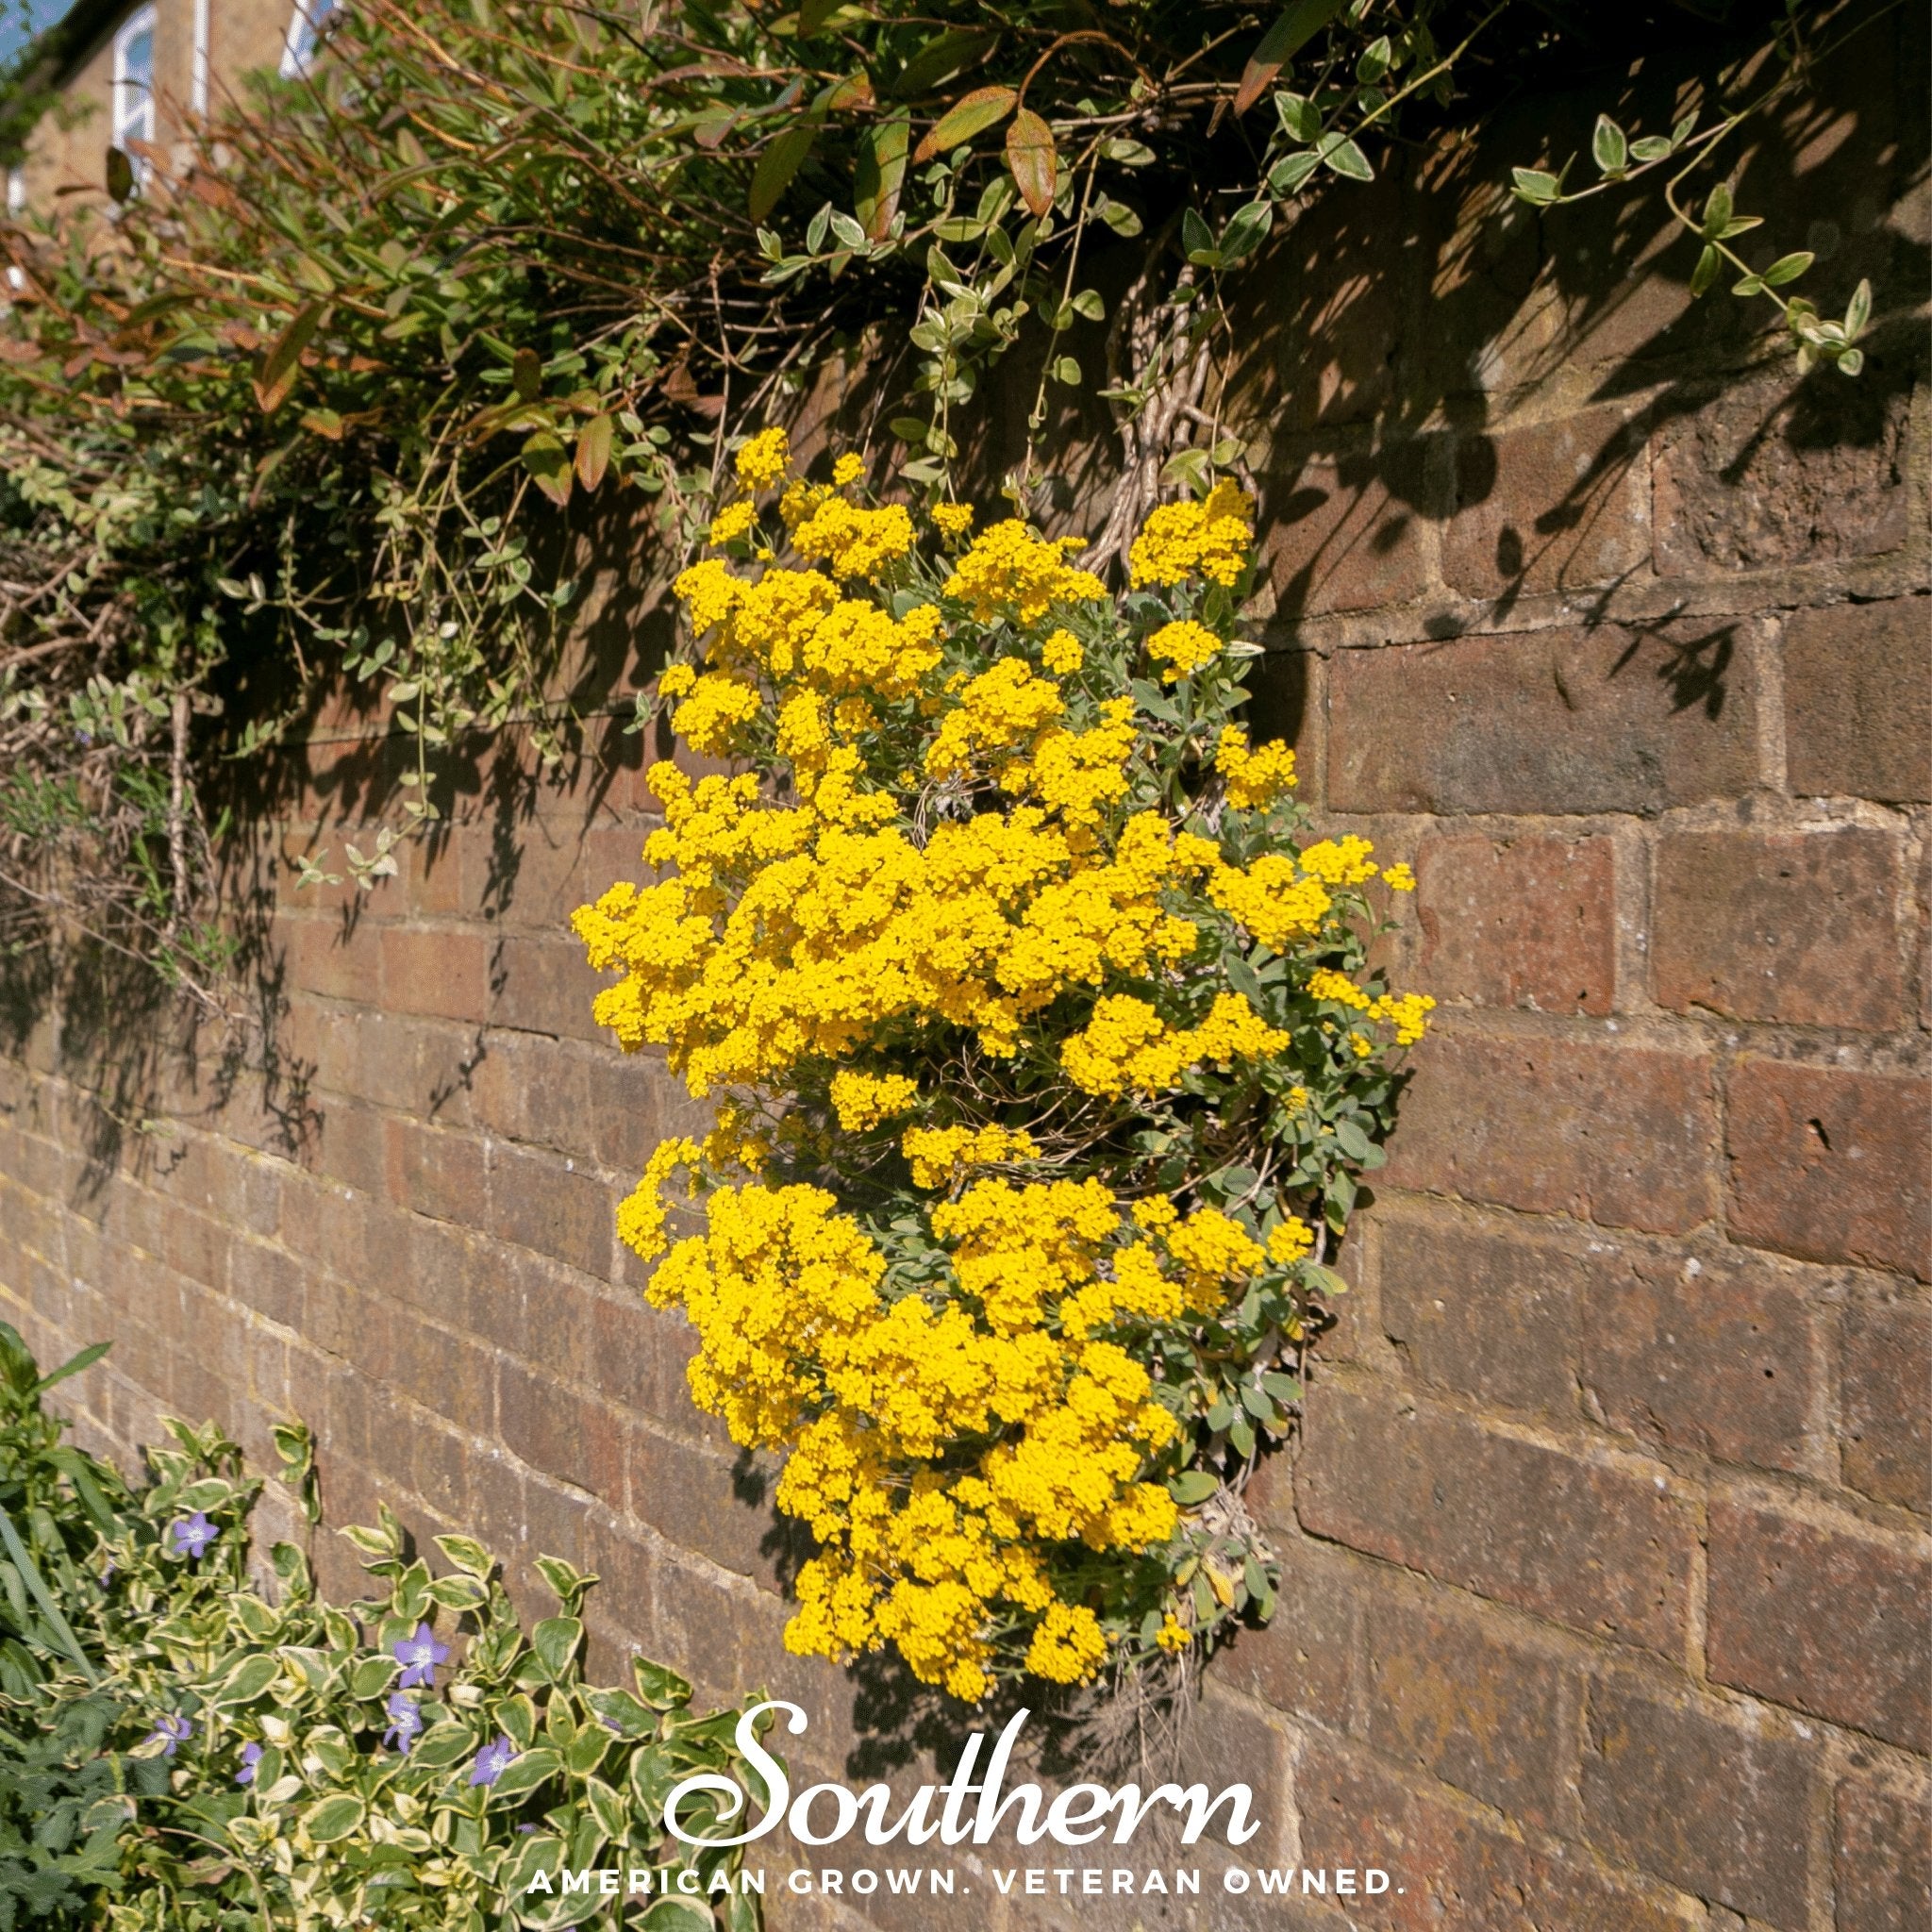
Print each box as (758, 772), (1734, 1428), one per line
(379, 925), (491, 1024)
(383, 1118), (487, 1227)
(1578, 1674), (1818, 1928)
(1385, 1026), (1717, 1235)
(1443, 404), (1652, 599)
(280, 915), (379, 1006)
(1654, 826), (1907, 1028)
(1259, 438), (1441, 618)
(1726, 1060), (1931, 1278)
(484, 1142), (611, 1278)
(1361, 1597), (1571, 1828)
(1378, 1212), (1581, 1418)
(629, 1428), (781, 1587)
(1297, 1384), (1693, 1657)
(1655, 360), (1917, 575)
(1579, 1247), (1821, 1476)
(1707, 1498), (1931, 1752)
(1297, 1734), (1689, 1932)
(1413, 832), (1618, 1015)
(1835, 1775), (1932, 1932)
(490, 932), (605, 1041)
(1329, 622), (1758, 815)
(1840, 1298), (1932, 1513)
(497, 1357), (592, 1492)
(1217, 1532), (1357, 1729)
(1784, 599), (1932, 805)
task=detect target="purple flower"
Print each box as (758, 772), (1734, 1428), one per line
(469, 1736), (516, 1788)
(144, 1714), (191, 1756)
(391, 1623), (449, 1690)
(169, 1513), (217, 1560)
(236, 1741), (262, 1786)
(382, 1691), (423, 1755)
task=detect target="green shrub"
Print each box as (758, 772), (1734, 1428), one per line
(0, 1324), (766, 1929)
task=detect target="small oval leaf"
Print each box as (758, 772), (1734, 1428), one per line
(1004, 108), (1057, 218)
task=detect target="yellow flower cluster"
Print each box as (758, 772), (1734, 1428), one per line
(641, 1172), (1269, 1701)
(1216, 725), (1298, 808)
(735, 426), (790, 491)
(708, 501), (758, 546)
(902, 1123), (1039, 1190)
(943, 519), (1108, 625)
(1128, 480), (1255, 589)
(791, 498), (916, 581)
(576, 461), (1436, 1701)
(830, 1070), (919, 1131)
(1060, 991), (1288, 1099)
(1147, 619), (1222, 683)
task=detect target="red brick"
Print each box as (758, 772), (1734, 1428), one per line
(280, 915), (380, 1006)
(1217, 1532), (1357, 1730)
(383, 1119), (487, 1227)
(1258, 438), (1440, 618)
(1579, 1247), (1821, 1476)
(1654, 826), (1907, 1028)
(1377, 1212), (1581, 1418)
(1578, 1674), (1818, 1928)
(1386, 1026), (1717, 1235)
(484, 1142), (612, 1278)
(1329, 623), (1757, 815)
(1707, 1498), (1931, 1752)
(1414, 833), (1617, 1015)
(1784, 599), (1932, 805)
(379, 925), (490, 1023)
(1296, 1734), (1688, 1932)
(1726, 1060), (1931, 1278)
(1835, 1775), (1932, 1932)
(497, 1357), (594, 1493)
(1654, 370), (1914, 577)
(1840, 1299), (1932, 1513)
(628, 1428), (778, 1587)
(490, 932), (606, 1041)
(1443, 404), (1652, 599)
(1361, 1597), (1572, 1828)
(1297, 1384), (1693, 1657)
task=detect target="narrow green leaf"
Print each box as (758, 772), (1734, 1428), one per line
(33, 1341), (110, 1394)
(253, 301), (325, 415)
(748, 121), (819, 224)
(855, 112), (909, 241)
(1689, 242), (1720, 297)
(1235, 0), (1348, 117)
(1761, 251), (1813, 288)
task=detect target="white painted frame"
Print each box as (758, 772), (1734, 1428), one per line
(279, 0), (337, 79)
(110, 4), (158, 160)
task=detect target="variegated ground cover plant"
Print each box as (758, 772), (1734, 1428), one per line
(0, 1324), (765, 1930)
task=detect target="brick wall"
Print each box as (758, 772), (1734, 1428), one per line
(3, 19), (1928, 1932)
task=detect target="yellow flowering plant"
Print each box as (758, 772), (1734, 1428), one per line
(574, 425), (1432, 1706)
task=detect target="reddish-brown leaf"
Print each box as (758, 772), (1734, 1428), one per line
(1004, 108), (1058, 218)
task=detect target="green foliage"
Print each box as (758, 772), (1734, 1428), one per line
(0, 0), (1884, 1013)
(0, 1324), (767, 1929)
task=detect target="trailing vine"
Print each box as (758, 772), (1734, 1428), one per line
(0, 0), (1885, 1039)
